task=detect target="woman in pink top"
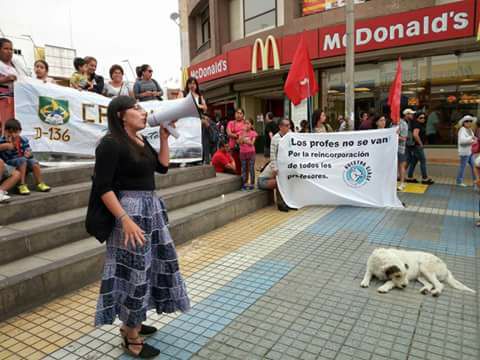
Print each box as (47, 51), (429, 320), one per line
(226, 108), (245, 175)
(239, 118), (258, 190)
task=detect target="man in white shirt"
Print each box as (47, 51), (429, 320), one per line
(268, 118), (292, 212)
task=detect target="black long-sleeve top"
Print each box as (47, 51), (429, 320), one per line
(94, 135), (168, 196)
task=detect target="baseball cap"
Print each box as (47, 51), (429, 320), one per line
(402, 108), (415, 115)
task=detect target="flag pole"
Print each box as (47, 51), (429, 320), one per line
(307, 79), (313, 132)
(345, 0), (355, 130)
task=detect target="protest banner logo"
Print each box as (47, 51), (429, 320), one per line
(251, 35), (280, 74)
(343, 160), (372, 188)
(38, 96), (70, 125)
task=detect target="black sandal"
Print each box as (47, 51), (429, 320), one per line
(120, 324), (158, 337)
(123, 336), (160, 359)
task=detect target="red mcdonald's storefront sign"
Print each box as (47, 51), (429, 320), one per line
(189, 0), (477, 84)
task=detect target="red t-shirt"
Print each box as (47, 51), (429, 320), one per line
(211, 150), (234, 173)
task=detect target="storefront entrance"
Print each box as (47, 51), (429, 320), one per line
(326, 51), (480, 145)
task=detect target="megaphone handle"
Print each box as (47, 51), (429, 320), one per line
(166, 124), (180, 139)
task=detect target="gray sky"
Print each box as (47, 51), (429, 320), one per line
(0, 0), (181, 87)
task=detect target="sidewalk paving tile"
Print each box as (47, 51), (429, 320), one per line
(0, 181), (478, 359)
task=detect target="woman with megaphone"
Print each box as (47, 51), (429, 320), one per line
(92, 96), (190, 358)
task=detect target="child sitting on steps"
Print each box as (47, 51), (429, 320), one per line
(0, 118), (51, 195)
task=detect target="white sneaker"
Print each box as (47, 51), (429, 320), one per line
(457, 183), (467, 187)
(0, 191), (10, 203)
(397, 183), (406, 191)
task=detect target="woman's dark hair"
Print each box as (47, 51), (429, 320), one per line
(265, 112), (274, 121)
(0, 38), (12, 49)
(289, 119), (295, 132)
(235, 107), (244, 115)
(372, 114), (386, 129)
(218, 139), (227, 148)
(416, 112), (426, 119)
(300, 119), (308, 129)
(140, 64), (151, 78)
(34, 60), (49, 72)
(73, 57), (86, 71)
(106, 96), (150, 160)
(312, 109), (327, 127)
(5, 118), (22, 132)
(135, 66), (142, 78)
(109, 64), (124, 79)
(245, 117), (254, 126)
(183, 76), (201, 97)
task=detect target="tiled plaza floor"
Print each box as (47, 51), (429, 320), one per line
(0, 180), (478, 360)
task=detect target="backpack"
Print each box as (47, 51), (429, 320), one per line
(151, 79), (163, 101)
(208, 123), (220, 147)
(406, 122), (416, 147)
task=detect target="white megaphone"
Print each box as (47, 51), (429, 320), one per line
(147, 93), (202, 139)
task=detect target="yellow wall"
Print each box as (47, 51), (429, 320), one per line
(240, 95), (262, 123)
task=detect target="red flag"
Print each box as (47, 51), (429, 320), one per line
(284, 35), (318, 106)
(388, 57), (402, 125)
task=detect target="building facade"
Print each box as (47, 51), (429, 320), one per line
(181, 0), (480, 146)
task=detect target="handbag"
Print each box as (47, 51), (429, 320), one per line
(232, 121), (241, 152)
(85, 175), (117, 243)
(472, 139), (480, 154)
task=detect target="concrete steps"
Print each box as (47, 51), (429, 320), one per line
(0, 165), (217, 225)
(0, 165), (271, 321)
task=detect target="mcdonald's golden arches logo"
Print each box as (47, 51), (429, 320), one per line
(251, 35), (280, 74)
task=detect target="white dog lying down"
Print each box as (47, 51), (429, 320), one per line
(360, 248), (476, 296)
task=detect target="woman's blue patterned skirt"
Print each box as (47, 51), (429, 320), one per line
(95, 191), (190, 327)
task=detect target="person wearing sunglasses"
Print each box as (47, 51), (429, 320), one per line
(456, 114), (477, 187)
(406, 112), (434, 185)
(133, 64), (163, 102)
(92, 96), (190, 358)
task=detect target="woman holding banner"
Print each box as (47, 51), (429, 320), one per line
(93, 96), (190, 358)
(312, 110), (333, 133)
(0, 38), (24, 133)
(182, 76), (207, 114)
(104, 64), (133, 98)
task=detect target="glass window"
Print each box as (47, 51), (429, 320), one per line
(325, 52), (480, 145)
(244, 0), (276, 35)
(245, 11), (277, 35)
(200, 6), (210, 45)
(244, 0), (276, 19)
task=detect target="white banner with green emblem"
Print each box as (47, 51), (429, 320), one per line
(276, 129), (403, 208)
(13, 79), (202, 162)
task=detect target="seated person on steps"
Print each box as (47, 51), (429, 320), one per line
(211, 140), (236, 174)
(0, 158), (21, 203)
(0, 118), (51, 195)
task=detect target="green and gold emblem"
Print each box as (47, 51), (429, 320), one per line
(38, 96), (70, 125)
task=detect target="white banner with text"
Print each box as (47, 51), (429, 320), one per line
(277, 128), (403, 208)
(14, 79), (202, 162)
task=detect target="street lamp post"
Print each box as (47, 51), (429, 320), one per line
(121, 59), (136, 83)
(345, 0), (355, 131)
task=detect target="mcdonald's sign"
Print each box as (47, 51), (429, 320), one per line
(251, 35), (280, 74)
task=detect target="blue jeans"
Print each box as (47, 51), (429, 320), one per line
(241, 158), (255, 186)
(6, 157), (38, 171)
(407, 146), (428, 179)
(456, 155), (476, 184)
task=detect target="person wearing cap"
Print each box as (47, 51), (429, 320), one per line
(456, 114), (477, 187)
(405, 110), (434, 185)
